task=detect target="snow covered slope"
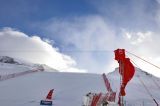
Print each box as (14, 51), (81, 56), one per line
(0, 72), (106, 106)
(107, 68), (160, 106)
(0, 56), (58, 75)
(0, 56), (160, 106)
(0, 56), (106, 106)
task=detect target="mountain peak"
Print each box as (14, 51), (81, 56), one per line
(0, 56), (19, 64)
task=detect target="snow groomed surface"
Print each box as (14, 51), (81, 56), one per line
(0, 71), (106, 106)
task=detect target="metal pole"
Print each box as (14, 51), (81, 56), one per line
(119, 61), (124, 106)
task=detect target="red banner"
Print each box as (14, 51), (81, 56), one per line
(114, 49), (135, 96)
(119, 58), (135, 96)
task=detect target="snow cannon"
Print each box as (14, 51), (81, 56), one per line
(40, 89), (54, 106)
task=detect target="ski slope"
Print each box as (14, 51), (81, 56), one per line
(107, 68), (160, 106)
(0, 71), (107, 106)
(0, 56), (160, 106)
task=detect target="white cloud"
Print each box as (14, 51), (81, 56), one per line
(122, 30), (152, 45)
(42, 16), (119, 73)
(39, 15), (160, 77)
(29, 0), (160, 76)
(0, 27), (87, 73)
(122, 30), (160, 76)
(89, 0), (157, 31)
(45, 15), (117, 51)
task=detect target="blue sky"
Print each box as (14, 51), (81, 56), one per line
(1, 0), (158, 34)
(0, 0), (96, 33)
(1, 0), (160, 76)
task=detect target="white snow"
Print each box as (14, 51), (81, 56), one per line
(0, 57), (160, 106)
(0, 72), (106, 106)
(107, 68), (160, 106)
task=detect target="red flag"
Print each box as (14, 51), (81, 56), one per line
(119, 58), (135, 96)
(114, 49), (125, 61)
(46, 89), (54, 100)
(114, 49), (135, 96)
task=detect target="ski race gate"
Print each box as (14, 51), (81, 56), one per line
(82, 49), (135, 106)
(82, 48), (160, 106)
